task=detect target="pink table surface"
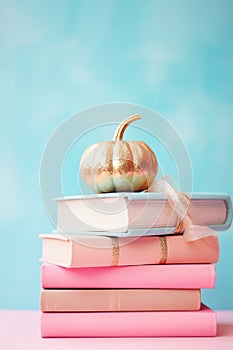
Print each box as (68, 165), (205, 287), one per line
(0, 310), (233, 350)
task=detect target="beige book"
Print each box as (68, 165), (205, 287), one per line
(41, 289), (201, 312)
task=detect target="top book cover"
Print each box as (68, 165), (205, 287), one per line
(55, 192), (232, 236)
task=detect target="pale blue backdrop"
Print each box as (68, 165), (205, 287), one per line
(0, 0), (233, 310)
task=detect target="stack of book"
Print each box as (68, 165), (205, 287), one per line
(40, 192), (232, 337)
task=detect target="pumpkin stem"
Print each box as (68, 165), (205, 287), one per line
(113, 114), (141, 141)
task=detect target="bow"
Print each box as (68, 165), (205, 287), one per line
(148, 178), (217, 241)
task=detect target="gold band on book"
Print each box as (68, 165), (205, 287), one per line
(159, 236), (167, 264)
(111, 237), (119, 266)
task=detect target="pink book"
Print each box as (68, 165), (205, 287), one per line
(41, 304), (216, 337)
(41, 289), (201, 312)
(40, 233), (219, 268)
(41, 263), (216, 289)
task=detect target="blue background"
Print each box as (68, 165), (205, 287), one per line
(0, 0), (233, 310)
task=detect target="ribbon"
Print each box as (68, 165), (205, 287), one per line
(111, 237), (119, 266)
(159, 236), (168, 264)
(148, 178), (217, 241)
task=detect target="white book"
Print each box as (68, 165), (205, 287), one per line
(54, 192), (232, 236)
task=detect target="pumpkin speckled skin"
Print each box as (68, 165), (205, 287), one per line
(80, 115), (158, 193)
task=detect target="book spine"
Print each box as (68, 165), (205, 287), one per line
(41, 305), (216, 337)
(40, 289), (201, 312)
(41, 263), (216, 289)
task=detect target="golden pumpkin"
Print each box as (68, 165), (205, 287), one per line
(80, 114), (158, 193)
